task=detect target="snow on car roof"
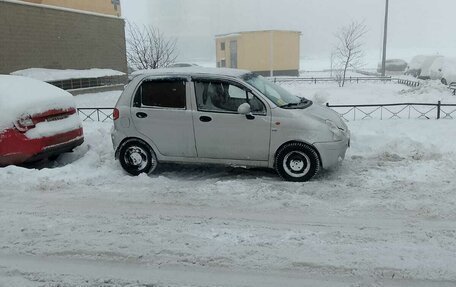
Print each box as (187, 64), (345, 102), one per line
(131, 67), (251, 79)
(0, 75), (76, 130)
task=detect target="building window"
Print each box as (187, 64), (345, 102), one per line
(112, 0), (120, 10)
(220, 42), (225, 51)
(221, 60), (226, 67)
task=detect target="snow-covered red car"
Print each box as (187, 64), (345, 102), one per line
(0, 75), (84, 166)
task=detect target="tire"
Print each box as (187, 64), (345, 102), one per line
(118, 140), (158, 176)
(441, 78), (448, 85)
(275, 143), (320, 182)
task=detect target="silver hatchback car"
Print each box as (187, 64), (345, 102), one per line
(112, 67), (349, 182)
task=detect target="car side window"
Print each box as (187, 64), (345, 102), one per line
(194, 80), (266, 115)
(134, 79), (186, 109)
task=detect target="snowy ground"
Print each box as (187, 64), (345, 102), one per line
(1, 120), (456, 286)
(72, 79), (456, 109)
(1, 79), (456, 286)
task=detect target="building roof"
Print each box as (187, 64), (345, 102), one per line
(215, 30), (302, 39)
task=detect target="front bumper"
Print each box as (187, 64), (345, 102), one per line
(314, 137), (350, 169)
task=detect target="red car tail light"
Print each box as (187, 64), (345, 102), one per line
(14, 115), (35, 132)
(113, 108), (120, 120)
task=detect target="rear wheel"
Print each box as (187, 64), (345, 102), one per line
(119, 140), (158, 176)
(275, 143), (320, 182)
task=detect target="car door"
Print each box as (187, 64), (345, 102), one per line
(130, 77), (197, 158)
(191, 78), (271, 161)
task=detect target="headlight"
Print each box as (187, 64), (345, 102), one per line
(325, 120), (343, 140)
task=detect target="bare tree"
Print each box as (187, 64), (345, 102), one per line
(126, 23), (178, 70)
(334, 21), (367, 87)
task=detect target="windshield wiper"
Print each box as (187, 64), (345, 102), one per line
(280, 102), (301, 108)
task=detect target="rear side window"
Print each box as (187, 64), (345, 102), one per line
(135, 79), (186, 109)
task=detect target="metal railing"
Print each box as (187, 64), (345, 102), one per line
(77, 102), (456, 123)
(449, 83), (456, 95)
(326, 101), (456, 121)
(48, 75), (127, 91)
(269, 76), (420, 87)
(77, 108), (114, 122)
(270, 76), (393, 84)
(396, 78), (420, 87)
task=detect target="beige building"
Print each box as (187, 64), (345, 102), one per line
(21, 0), (121, 16)
(215, 30), (301, 76)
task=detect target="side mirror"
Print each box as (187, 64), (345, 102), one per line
(237, 103), (251, 115)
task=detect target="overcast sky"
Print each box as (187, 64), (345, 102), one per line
(120, 0), (456, 65)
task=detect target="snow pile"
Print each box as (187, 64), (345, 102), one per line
(11, 68), (125, 82)
(429, 57), (456, 84)
(399, 80), (449, 97)
(312, 90), (330, 105)
(0, 76), (76, 130)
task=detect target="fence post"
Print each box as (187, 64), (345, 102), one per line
(437, 101), (441, 119)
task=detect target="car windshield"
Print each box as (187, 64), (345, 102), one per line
(243, 73), (311, 108)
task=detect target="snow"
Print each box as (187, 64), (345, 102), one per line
(1, 119), (456, 286)
(0, 75), (76, 130)
(2, 74), (456, 286)
(11, 68), (125, 82)
(25, 114), (82, 139)
(430, 57), (456, 84)
(131, 67), (250, 78)
(74, 91), (122, 108)
(281, 79), (456, 105)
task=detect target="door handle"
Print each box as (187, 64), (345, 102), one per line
(199, 116), (212, 122)
(246, 114), (255, 120)
(136, 112), (148, 118)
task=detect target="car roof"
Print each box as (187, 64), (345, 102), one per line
(131, 67), (251, 79)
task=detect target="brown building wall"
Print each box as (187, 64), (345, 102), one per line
(0, 1), (127, 74)
(21, 0), (121, 16)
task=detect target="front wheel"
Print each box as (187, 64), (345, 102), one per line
(118, 140), (158, 176)
(275, 143), (320, 182)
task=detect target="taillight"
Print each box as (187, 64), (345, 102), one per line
(113, 108), (120, 120)
(15, 114), (35, 132)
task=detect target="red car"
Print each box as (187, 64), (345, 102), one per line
(0, 75), (84, 166)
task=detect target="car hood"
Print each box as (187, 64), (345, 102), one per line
(288, 103), (347, 130)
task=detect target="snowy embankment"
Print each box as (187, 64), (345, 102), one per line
(1, 119), (456, 286)
(11, 68), (125, 82)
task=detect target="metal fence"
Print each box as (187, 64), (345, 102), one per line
(326, 101), (456, 121)
(450, 83), (456, 95)
(48, 75), (127, 91)
(270, 76), (393, 84)
(77, 102), (456, 123)
(268, 76), (420, 88)
(77, 108), (114, 122)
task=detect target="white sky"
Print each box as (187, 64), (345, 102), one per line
(120, 0), (456, 64)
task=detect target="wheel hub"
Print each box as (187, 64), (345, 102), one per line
(124, 146), (148, 170)
(289, 159), (304, 171)
(129, 151), (143, 166)
(283, 151), (311, 178)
